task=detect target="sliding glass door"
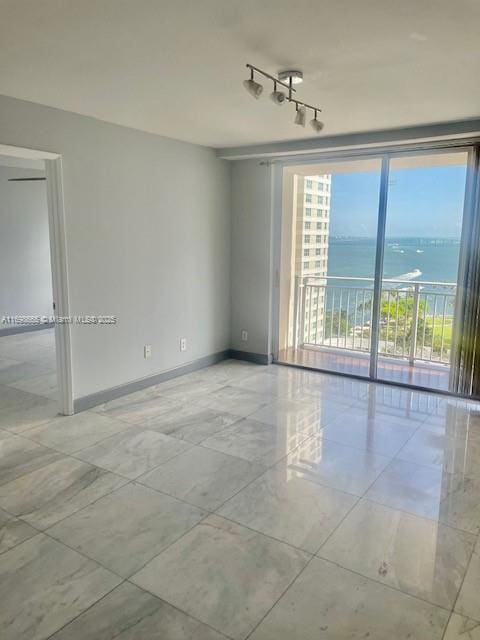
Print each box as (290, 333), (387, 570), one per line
(375, 150), (469, 391)
(278, 157), (382, 377)
(278, 146), (471, 395)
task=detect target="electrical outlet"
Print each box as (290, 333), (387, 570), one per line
(241, 330), (248, 342)
(180, 337), (187, 352)
(144, 344), (152, 359)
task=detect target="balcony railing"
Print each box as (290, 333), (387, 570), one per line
(294, 276), (457, 365)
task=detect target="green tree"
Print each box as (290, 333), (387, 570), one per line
(379, 292), (431, 355)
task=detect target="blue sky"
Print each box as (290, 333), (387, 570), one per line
(329, 165), (467, 238)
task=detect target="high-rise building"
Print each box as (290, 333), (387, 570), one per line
(294, 174), (332, 343)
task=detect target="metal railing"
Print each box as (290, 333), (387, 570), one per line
(294, 276), (457, 365)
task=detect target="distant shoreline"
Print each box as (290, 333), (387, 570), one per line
(329, 236), (460, 243)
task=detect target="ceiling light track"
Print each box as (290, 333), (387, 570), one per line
(246, 63), (297, 95)
(244, 63), (324, 132)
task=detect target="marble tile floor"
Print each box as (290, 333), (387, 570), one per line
(0, 357), (480, 639)
(0, 329), (57, 402)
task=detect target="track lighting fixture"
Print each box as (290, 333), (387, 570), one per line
(270, 82), (286, 106)
(243, 63), (324, 132)
(294, 104), (306, 127)
(310, 110), (324, 132)
(243, 68), (263, 99)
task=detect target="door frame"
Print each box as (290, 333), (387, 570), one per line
(271, 139), (478, 396)
(0, 144), (73, 415)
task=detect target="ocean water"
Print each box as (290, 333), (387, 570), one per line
(327, 237), (460, 285)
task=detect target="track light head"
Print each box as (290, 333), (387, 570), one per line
(310, 113), (325, 133)
(243, 77), (263, 99)
(294, 105), (306, 127)
(270, 83), (286, 105)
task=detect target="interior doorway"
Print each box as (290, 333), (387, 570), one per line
(277, 145), (473, 396)
(0, 155), (57, 402)
(0, 144), (72, 415)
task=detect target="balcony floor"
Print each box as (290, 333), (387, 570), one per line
(277, 346), (450, 392)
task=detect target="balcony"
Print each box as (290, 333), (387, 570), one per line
(281, 276), (457, 391)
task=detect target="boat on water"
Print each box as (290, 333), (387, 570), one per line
(388, 269), (422, 291)
(395, 268), (422, 281)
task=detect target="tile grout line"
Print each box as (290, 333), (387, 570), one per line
(42, 578), (129, 640)
(440, 531), (480, 639)
(353, 494), (480, 538)
(361, 492), (479, 536)
(440, 612), (454, 640)
(243, 551), (317, 640)
(43, 504), (209, 583)
(207, 513), (316, 558)
(242, 451), (370, 640)
(313, 555), (454, 615)
(122, 578), (236, 640)
(0, 524), (128, 582)
(122, 510), (213, 581)
(307, 413), (478, 616)
(0, 458), (135, 531)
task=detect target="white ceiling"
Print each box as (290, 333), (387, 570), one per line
(1, 0), (479, 148)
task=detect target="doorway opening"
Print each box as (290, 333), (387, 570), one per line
(0, 144), (72, 415)
(0, 155), (57, 402)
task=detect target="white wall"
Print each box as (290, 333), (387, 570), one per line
(230, 159), (274, 357)
(0, 165), (53, 331)
(0, 95), (231, 399)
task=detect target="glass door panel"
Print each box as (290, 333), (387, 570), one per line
(279, 157), (382, 378)
(376, 150), (469, 391)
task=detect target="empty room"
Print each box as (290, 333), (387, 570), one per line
(0, 2), (479, 639)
